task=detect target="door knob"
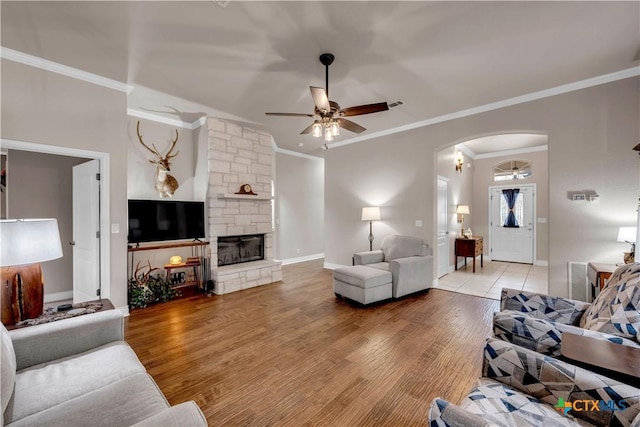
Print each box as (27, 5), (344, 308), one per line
(70, 241), (76, 246)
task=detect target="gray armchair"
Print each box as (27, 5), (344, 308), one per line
(353, 235), (433, 298)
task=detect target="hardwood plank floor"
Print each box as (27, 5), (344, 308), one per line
(124, 259), (499, 426)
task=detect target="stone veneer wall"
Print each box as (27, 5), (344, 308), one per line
(207, 118), (282, 294)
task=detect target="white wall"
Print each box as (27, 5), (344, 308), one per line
(473, 148), (549, 263)
(126, 117), (209, 283)
(436, 146), (474, 268)
(274, 152), (324, 261)
(7, 150), (88, 297)
(1, 59), (130, 309)
(325, 135), (433, 265)
(324, 77), (639, 297)
(127, 117), (197, 201)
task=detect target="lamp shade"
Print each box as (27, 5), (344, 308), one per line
(617, 226), (637, 243)
(0, 219), (63, 267)
(456, 205), (470, 215)
(361, 207), (381, 221)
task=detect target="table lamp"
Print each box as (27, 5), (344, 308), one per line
(362, 207), (381, 251)
(617, 226), (637, 264)
(456, 205), (470, 238)
(1, 219), (63, 325)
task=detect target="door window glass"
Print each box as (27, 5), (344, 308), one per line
(500, 192), (523, 226)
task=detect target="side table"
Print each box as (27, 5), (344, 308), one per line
(561, 332), (640, 387)
(586, 262), (616, 302)
(5, 298), (114, 330)
(455, 236), (483, 273)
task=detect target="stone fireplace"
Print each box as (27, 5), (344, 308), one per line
(207, 118), (282, 294)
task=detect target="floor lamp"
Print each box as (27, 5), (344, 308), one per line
(1, 219), (63, 325)
(362, 207), (381, 251)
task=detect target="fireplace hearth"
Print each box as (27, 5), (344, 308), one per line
(218, 234), (265, 266)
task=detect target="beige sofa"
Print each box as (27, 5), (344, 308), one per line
(1, 309), (207, 427)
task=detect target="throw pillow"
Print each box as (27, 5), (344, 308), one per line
(579, 263), (640, 341)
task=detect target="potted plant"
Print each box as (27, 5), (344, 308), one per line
(128, 261), (181, 309)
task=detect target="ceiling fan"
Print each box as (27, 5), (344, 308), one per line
(266, 53), (391, 146)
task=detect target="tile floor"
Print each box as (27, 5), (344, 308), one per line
(434, 260), (548, 300)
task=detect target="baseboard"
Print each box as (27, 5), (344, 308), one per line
(323, 262), (348, 270)
(279, 253), (324, 266)
(534, 260), (549, 266)
(44, 291), (72, 303)
(117, 305), (130, 317)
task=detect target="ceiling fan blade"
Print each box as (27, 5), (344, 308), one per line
(300, 123), (315, 135)
(310, 86), (330, 113)
(265, 112), (314, 117)
(341, 102), (389, 117)
(338, 118), (366, 134)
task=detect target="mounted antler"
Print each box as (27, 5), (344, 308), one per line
(164, 130), (179, 162)
(136, 120), (180, 198)
(133, 260), (159, 287)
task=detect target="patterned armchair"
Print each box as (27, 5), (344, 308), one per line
(428, 338), (640, 427)
(493, 263), (640, 357)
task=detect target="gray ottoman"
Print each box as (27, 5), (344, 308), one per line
(333, 265), (392, 305)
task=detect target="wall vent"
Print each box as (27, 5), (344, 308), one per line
(567, 261), (588, 301)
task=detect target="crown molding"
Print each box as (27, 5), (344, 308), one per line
(474, 144), (548, 160)
(5, 45), (637, 154)
(330, 66), (640, 150)
(126, 109), (204, 130)
(0, 47), (133, 94)
(275, 146), (324, 161)
(455, 143), (476, 159)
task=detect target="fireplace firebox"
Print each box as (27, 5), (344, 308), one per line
(218, 234), (265, 266)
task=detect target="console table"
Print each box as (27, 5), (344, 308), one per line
(455, 236), (483, 273)
(127, 241), (209, 292)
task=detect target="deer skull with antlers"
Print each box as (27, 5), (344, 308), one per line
(136, 120), (180, 198)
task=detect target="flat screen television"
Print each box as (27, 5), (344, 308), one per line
(128, 199), (206, 243)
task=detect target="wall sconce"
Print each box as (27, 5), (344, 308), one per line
(361, 207), (381, 251)
(456, 205), (470, 237)
(617, 226), (637, 264)
(455, 151), (464, 173)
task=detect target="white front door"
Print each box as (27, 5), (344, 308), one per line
(73, 159), (100, 302)
(490, 185), (534, 264)
(436, 177), (449, 278)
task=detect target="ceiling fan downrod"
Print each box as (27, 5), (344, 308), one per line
(319, 53), (334, 98)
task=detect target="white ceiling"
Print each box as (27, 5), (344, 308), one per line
(2, 1), (638, 157)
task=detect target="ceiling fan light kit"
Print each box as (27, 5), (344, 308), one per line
(266, 53), (393, 148)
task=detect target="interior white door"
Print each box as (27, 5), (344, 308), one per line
(490, 185), (534, 264)
(436, 177), (449, 278)
(73, 159), (100, 302)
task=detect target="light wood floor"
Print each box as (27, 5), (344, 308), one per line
(124, 259), (499, 426)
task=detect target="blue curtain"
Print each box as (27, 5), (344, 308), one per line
(502, 189), (520, 227)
